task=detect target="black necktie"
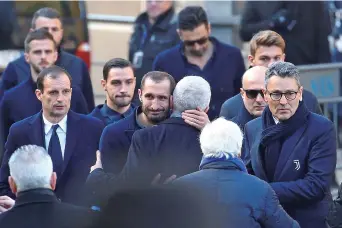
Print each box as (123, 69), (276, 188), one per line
(48, 124), (63, 178)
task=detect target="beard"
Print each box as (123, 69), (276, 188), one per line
(109, 95), (132, 108)
(142, 105), (169, 124)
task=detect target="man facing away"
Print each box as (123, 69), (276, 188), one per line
(0, 145), (96, 228)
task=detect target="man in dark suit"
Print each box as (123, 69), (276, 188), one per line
(89, 58), (136, 126)
(153, 6), (245, 120)
(0, 66), (104, 205)
(99, 71), (209, 174)
(0, 145), (96, 228)
(0, 7), (95, 110)
(87, 75), (211, 206)
(220, 30), (322, 120)
(0, 28), (88, 161)
(243, 62), (337, 228)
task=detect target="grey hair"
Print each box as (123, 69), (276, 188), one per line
(265, 62), (301, 88)
(200, 118), (243, 158)
(172, 76), (211, 113)
(9, 145), (53, 192)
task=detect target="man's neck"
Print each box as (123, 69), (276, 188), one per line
(106, 100), (131, 114)
(42, 112), (66, 124)
(137, 112), (155, 127)
(30, 69), (38, 83)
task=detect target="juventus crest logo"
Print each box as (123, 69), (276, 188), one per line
(293, 160), (300, 170)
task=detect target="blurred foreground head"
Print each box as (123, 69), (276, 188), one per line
(91, 186), (222, 228)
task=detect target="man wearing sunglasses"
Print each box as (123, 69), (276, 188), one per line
(231, 66), (267, 132)
(220, 30), (322, 121)
(153, 6), (245, 120)
(243, 61), (336, 228)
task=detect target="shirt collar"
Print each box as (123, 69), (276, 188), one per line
(43, 114), (67, 135)
(102, 101), (134, 119)
(273, 116), (280, 124)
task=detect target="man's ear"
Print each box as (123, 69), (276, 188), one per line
(248, 55), (255, 67)
(50, 172), (57, 190)
(299, 86), (303, 101)
(240, 88), (244, 97)
(24, 52), (30, 63)
(101, 79), (107, 91)
(138, 89), (142, 102)
(35, 89), (42, 101)
(169, 95), (173, 110)
(8, 176), (17, 195)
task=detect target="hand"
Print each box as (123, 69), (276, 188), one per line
(182, 107), (210, 130)
(90, 150), (103, 173)
(151, 173), (177, 185)
(0, 196), (14, 214)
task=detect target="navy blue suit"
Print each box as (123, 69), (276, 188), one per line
(100, 107), (142, 174)
(0, 50), (95, 110)
(0, 111), (105, 205)
(0, 78), (88, 161)
(220, 90), (323, 120)
(153, 37), (245, 120)
(243, 113), (337, 228)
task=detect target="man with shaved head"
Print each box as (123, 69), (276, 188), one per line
(231, 66), (267, 131)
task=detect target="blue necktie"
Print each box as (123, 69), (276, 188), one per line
(48, 124), (63, 178)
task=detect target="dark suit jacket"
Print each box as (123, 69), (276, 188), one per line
(220, 90), (323, 120)
(0, 78), (89, 161)
(86, 117), (202, 206)
(243, 113), (337, 228)
(0, 188), (96, 228)
(0, 50), (95, 110)
(0, 111), (104, 205)
(100, 108), (142, 174)
(153, 37), (245, 120)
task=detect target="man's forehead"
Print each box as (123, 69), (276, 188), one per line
(255, 45), (283, 56)
(143, 79), (171, 95)
(267, 76), (298, 89)
(108, 67), (134, 80)
(35, 16), (62, 28)
(30, 39), (55, 49)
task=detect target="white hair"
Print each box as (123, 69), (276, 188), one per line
(9, 145), (53, 192)
(172, 76), (211, 113)
(200, 118), (243, 158)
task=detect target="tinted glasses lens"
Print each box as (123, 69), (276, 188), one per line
(245, 90), (264, 99)
(184, 37), (208, 46)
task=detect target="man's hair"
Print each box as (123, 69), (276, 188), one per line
(9, 145), (53, 192)
(103, 58), (133, 81)
(141, 71), (176, 94)
(265, 61), (301, 88)
(249, 30), (285, 57)
(200, 118), (242, 158)
(24, 27), (56, 53)
(31, 7), (62, 29)
(172, 76), (211, 113)
(37, 65), (72, 92)
(178, 6), (209, 31)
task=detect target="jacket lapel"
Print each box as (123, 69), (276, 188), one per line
(61, 111), (80, 175)
(251, 132), (268, 181)
(28, 112), (45, 148)
(273, 125), (307, 180)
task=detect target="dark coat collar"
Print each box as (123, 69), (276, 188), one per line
(135, 7), (176, 31)
(14, 188), (58, 208)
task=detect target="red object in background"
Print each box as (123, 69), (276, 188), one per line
(75, 42), (91, 71)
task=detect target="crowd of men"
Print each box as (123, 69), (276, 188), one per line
(0, 2), (340, 228)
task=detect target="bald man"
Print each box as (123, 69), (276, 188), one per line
(231, 66), (267, 131)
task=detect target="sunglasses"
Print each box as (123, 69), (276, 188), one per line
(243, 89), (264, 99)
(183, 37), (208, 46)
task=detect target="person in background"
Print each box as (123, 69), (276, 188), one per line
(153, 6), (245, 120)
(0, 7), (95, 111)
(129, 0), (179, 103)
(89, 58), (136, 125)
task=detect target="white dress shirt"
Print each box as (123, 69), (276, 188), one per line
(43, 114), (67, 159)
(273, 116), (280, 125)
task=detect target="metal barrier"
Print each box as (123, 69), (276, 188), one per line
(298, 63), (342, 170)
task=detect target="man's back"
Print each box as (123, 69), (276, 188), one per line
(0, 189), (95, 228)
(121, 117), (202, 183)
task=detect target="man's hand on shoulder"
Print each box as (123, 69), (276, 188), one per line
(0, 195), (14, 213)
(90, 150), (103, 173)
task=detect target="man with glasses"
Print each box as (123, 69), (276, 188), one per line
(231, 66), (267, 132)
(153, 6), (245, 120)
(243, 61), (336, 228)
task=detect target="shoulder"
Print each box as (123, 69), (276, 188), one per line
(307, 112), (334, 132)
(222, 94), (242, 108)
(156, 45), (180, 60)
(214, 38), (242, 56)
(60, 51), (86, 66)
(8, 113), (35, 133)
(10, 55), (26, 66)
(105, 114), (135, 134)
(71, 111), (105, 129)
(245, 116), (262, 129)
